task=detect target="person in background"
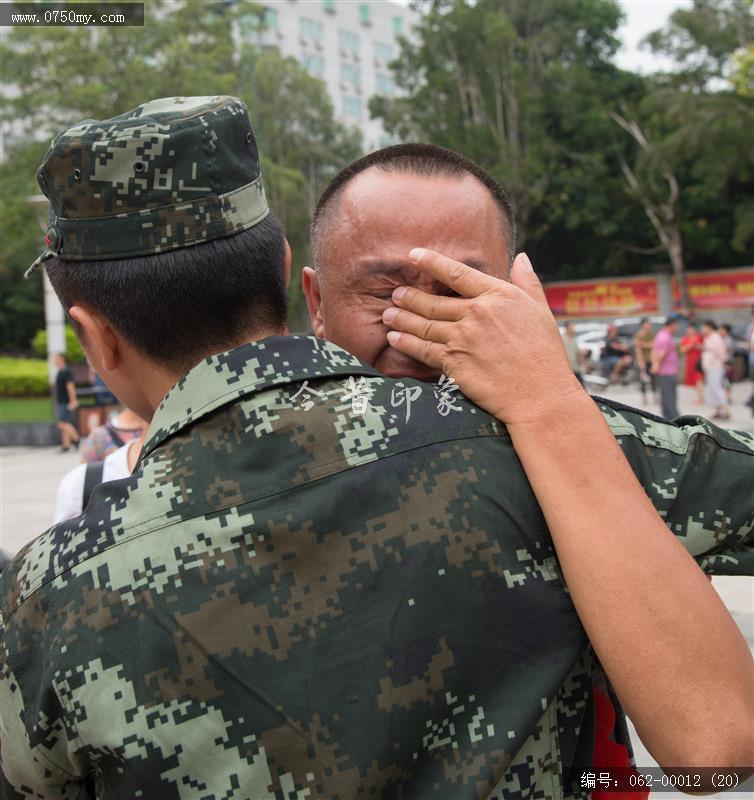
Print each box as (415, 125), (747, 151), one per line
(746, 306), (754, 412)
(55, 434), (144, 523)
(632, 317), (655, 399)
(650, 314), (681, 420)
(679, 322), (704, 404)
(562, 320), (585, 386)
(88, 363), (118, 408)
(80, 406), (147, 462)
(701, 319), (730, 420)
(53, 351), (80, 452)
(601, 322), (633, 384)
(720, 323), (735, 403)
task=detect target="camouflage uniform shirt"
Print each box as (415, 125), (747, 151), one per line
(2, 336), (753, 800)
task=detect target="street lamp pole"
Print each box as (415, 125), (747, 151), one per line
(26, 194), (66, 388)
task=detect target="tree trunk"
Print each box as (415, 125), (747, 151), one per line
(667, 227), (691, 312)
(609, 110), (692, 311)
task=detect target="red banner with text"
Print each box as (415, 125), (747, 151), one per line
(674, 268), (754, 310)
(544, 277), (659, 319)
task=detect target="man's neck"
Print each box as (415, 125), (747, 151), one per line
(142, 327), (290, 420)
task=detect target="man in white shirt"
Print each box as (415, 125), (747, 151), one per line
(54, 436), (143, 523)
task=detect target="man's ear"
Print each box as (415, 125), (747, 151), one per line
(302, 267), (325, 338)
(283, 238), (292, 289)
(68, 305), (121, 374)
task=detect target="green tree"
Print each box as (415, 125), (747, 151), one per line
(0, 141), (50, 350)
(1, 0), (251, 350)
(644, 0), (754, 90)
(1, 0), (359, 346)
(371, 0), (658, 281)
(730, 43), (754, 96)
(610, 0), (754, 306)
(245, 50), (362, 326)
(1, 0), (248, 135)
(372, 0), (624, 244)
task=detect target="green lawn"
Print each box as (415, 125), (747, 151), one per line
(1, 397), (53, 423)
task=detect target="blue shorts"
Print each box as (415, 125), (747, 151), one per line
(56, 403), (73, 424)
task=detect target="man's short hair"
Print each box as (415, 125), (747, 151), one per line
(45, 214), (288, 374)
(311, 143), (516, 272)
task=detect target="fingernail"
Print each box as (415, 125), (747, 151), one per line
(393, 286), (407, 300)
(387, 331), (401, 345)
(383, 307), (398, 322)
(408, 248), (425, 262)
(521, 252), (533, 270)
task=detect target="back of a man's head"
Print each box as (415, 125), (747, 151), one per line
(29, 96), (288, 374)
(45, 219), (287, 374)
(310, 142), (516, 274)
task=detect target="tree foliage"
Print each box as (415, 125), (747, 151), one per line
(2, 0), (752, 347)
(607, 0), (754, 303)
(1, 0), (359, 347)
(372, 0), (753, 286)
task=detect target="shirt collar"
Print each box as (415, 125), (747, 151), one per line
(141, 335), (381, 459)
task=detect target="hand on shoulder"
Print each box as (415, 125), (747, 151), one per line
(382, 249), (584, 425)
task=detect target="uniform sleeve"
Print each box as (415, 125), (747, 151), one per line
(0, 656), (88, 799)
(597, 400), (754, 576)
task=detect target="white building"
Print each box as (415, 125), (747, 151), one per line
(246, 0), (417, 151)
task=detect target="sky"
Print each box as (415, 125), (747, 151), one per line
(615, 0), (691, 73)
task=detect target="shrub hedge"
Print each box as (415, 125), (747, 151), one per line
(0, 357), (49, 397)
(31, 325), (85, 363)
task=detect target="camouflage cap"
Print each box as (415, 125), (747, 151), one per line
(26, 95), (269, 276)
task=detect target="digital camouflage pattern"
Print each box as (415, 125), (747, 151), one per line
(26, 96), (268, 275)
(1, 336), (753, 799)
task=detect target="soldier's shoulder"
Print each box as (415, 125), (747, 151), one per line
(1, 473), (139, 624)
(593, 396), (754, 456)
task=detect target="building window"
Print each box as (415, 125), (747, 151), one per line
(374, 41), (392, 66)
(340, 62), (361, 91)
(263, 6), (278, 30)
(359, 3), (371, 25)
(342, 94), (362, 119)
(393, 15), (403, 35)
(376, 72), (395, 96)
(339, 29), (359, 59)
(302, 53), (326, 79)
(323, 0), (335, 11)
(300, 16), (324, 44)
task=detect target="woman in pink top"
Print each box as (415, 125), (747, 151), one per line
(700, 320), (730, 419)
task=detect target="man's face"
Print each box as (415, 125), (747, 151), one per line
(303, 169), (510, 381)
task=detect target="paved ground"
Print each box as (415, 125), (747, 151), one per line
(1, 444), (81, 556)
(1, 378), (752, 796)
(591, 376), (754, 433)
